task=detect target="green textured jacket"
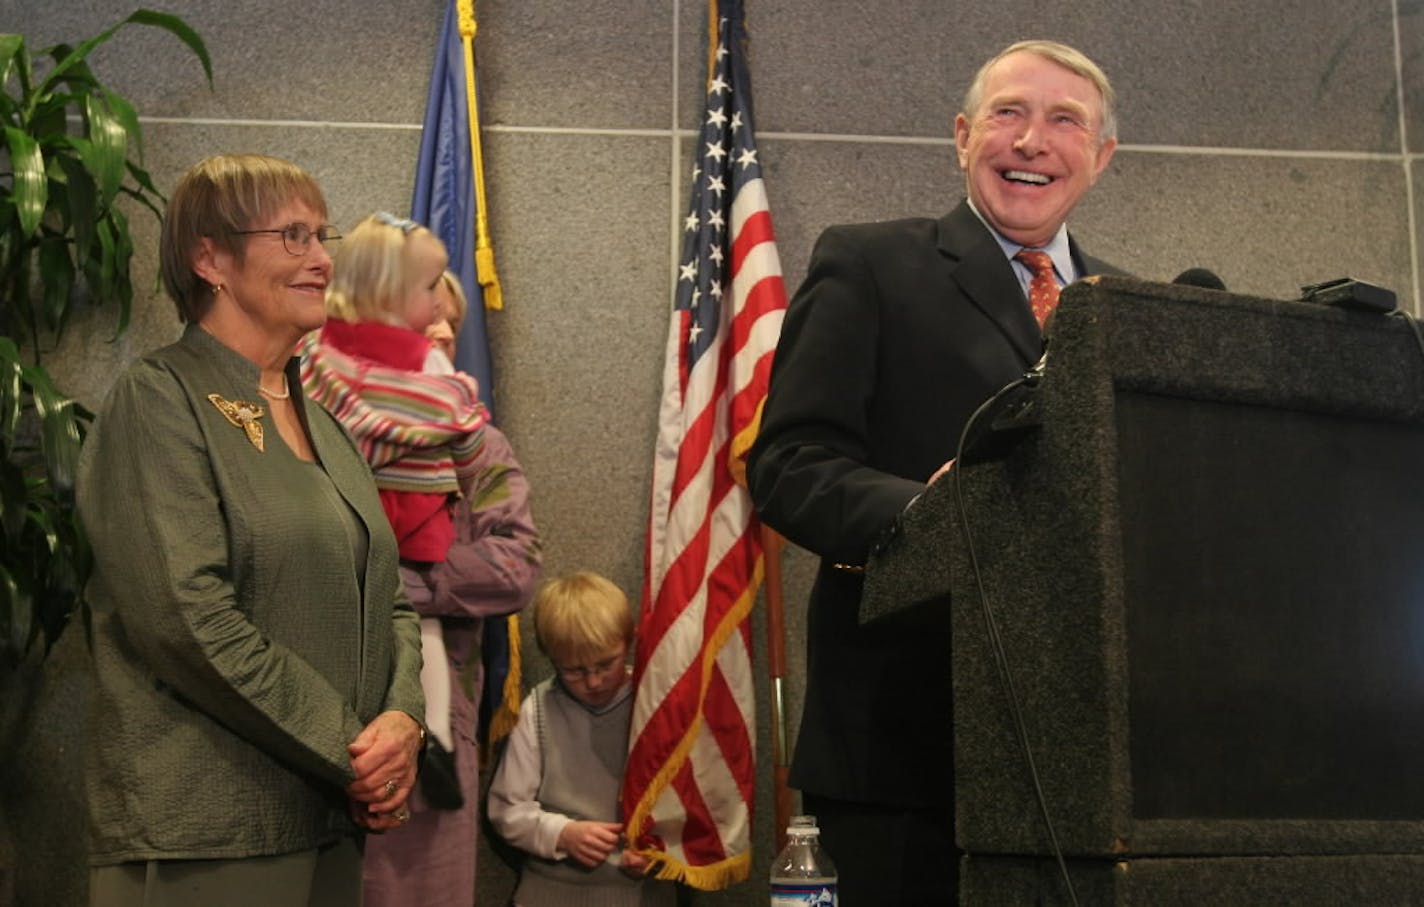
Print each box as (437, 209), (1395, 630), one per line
(77, 326), (424, 864)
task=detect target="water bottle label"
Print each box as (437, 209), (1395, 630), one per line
(770, 881), (837, 906)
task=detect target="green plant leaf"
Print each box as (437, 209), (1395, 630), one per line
(120, 184), (163, 223)
(2, 125), (46, 237)
(125, 10), (213, 87)
(38, 238), (75, 333)
(33, 45), (96, 136)
(56, 153), (97, 261)
(46, 404), (84, 494)
(0, 34), (23, 94)
(39, 10), (212, 104)
(25, 94), (68, 144)
(38, 31), (127, 104)
(101, 88), (143, 164)
(0, 225), (17, 338)
(24, 494), (62, 555)
(0, 11), (207, 660)
(0, 337), (21, 447)
(94, 214), (117, 300)
(109, 206), (134, 337)
(39, 542), (80, 651)
(125, 158), (163, 201)
(0, 562), (25, 660)
(0, 451), (25, 551)
(11, 242), (40, 358)
(10, 33), (33, 100)
(83, 93), (127, 206)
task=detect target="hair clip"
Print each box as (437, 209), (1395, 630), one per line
(374, 211), (421, 234)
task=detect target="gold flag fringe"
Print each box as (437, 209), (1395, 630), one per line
(622, 555), (763, 891)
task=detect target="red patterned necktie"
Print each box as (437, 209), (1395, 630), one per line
(1015, 248), (1060, 328)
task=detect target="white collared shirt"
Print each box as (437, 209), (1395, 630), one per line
(965, 197), (1077, 299)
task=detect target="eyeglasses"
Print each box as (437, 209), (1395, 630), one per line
(556, 654), (625, 684)
(230, 223), (342, 256)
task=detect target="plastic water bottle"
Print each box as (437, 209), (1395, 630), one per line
(770, 814), (837, 906)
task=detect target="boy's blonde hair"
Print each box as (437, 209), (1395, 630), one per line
(325, 212), (444, 322)
(533, 572), (635, 667)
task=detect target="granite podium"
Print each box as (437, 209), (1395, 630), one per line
(862, 276), (1424, 904)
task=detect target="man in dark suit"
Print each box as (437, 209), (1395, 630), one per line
(748, 40), (1119, 904)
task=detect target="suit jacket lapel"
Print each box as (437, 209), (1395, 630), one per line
(936, 201), (1042, 365)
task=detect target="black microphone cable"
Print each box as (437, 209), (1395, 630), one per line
(950, 366), (1080, 907)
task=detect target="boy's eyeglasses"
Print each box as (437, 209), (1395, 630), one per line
(556, 654), (624, 683)
(230, 223), (342, 256)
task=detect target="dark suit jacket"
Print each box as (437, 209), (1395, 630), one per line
(747, 199), (1117, 809)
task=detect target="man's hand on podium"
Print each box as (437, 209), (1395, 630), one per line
(928, 458), (956, 485)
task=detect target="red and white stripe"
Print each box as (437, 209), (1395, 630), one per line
(625, 176), (786, 888)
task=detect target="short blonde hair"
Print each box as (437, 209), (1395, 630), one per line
(533, 572), (635, 667)
(325, 212), (445, 322)
(961, 40), (1117, 142)
(160, 154), (328, 322)
(439, 271), (469, 332)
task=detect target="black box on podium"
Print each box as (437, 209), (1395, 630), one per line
(862, 276), (1424, 903)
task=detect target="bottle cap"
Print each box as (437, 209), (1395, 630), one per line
(786, 814), (819, 836)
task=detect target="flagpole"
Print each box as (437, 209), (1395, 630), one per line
(761, 523), (793, 852)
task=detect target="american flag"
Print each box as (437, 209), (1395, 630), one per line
(622, 0), (787, 890)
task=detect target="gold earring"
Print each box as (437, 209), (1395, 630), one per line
(213, 283), (223, 295)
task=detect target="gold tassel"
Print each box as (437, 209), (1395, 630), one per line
(483, 612), (522, 761)
(458, 0), (504, 312)
(476, 244), (503, 311)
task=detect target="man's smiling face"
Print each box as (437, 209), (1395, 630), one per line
(954, 50), (1117, 248)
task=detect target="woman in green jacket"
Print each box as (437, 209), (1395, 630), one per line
(79, 154), (426, 907)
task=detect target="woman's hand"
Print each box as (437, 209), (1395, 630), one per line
(346, 710), (424, 829)
(557, 819), (623, 867)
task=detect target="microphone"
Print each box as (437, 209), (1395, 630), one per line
(1300, 277), (1396, 314)
(1027, 309), (1056, 381)
(962, 324), (1050, 464)
(1173, 268), (1227, 290)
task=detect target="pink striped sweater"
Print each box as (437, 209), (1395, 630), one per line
(299, 321), (488, 561)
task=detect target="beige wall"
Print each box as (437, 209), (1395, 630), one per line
(2, 0), (1421, 904)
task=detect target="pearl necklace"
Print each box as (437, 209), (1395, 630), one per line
(258, 376), (291, 400)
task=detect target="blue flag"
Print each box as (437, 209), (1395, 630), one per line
(412, 0), (513, 754)
(412, 0), (495, 417)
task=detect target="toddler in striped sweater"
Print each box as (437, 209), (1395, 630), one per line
(301, 212), (488, 566)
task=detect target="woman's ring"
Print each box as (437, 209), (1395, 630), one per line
(383, 779), (398, 798)
(395, 807), (411, 824)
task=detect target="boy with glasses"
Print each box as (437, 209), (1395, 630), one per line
(487, 572), (675, 906)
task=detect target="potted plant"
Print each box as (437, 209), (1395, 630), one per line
(0, 10), (211, 663)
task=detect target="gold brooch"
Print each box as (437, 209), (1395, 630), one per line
(207, 394), (266, 452)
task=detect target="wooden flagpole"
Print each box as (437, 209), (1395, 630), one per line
(761, 523), (793, 853)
